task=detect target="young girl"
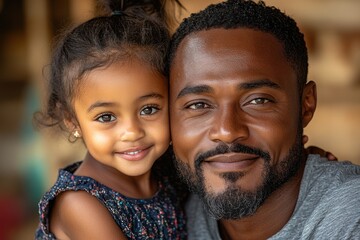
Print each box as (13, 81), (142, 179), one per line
(34, 0), (187, 239)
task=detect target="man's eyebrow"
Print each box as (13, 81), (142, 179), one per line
(238, 79), (280, 90)
(175, 80), (279, 99)
(176, 85), (213, 99)
(87, 102), (116, 113)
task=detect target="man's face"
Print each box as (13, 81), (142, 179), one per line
(169, 28), (313, 219)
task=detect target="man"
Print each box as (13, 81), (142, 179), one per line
(167, 0), (360, 239)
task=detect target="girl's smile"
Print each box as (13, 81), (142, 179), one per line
(73, 59), (170, 181)
(115, 145), (153, 161)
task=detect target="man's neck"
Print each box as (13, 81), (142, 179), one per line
(218, 161), (306, 240)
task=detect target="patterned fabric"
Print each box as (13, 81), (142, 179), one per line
(35, 161), (187, 239)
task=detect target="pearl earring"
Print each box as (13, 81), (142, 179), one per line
(73, 130), (80, 138)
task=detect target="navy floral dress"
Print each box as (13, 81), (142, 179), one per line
(35, 159), (187, 239)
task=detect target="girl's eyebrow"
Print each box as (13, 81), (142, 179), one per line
(139, 93), (164, 100)
(87, 102), (117, 113)
(87, 94), (164, 112)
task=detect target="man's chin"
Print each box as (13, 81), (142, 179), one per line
(200, 185), (267, 220)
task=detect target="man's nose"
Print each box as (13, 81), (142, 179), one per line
(209, 103), (249, 144)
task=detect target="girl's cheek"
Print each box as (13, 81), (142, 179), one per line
(86, 131), (113, 150)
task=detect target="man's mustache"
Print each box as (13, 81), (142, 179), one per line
(195, 143), (271, 168)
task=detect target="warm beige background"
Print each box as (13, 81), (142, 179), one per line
(0, 0), (359, 239)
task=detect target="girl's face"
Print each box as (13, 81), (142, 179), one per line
(73, 59), (170, 177)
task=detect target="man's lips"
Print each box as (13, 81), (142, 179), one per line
(115, 146), (152, 161)
(204, 153), (260, 170)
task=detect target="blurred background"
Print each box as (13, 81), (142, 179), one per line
(0, 0), (359, 239)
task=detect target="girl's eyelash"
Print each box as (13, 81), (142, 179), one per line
(94, 112), (116, 122)
(143, 104), (160, 108)
(141, 104), (162, 112)
(95, 112), (112, 119)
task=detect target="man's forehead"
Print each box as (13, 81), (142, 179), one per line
(174, 28), (224, 54)
(172, 28), (282, 60)
(170, 28), (234, 74)
(170, 28), (286, 74)
(169, 27), (296, 97)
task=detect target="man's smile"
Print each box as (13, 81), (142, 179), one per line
(204, 153), (260, 171)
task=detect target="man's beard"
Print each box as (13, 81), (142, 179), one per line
(174, 128), (303, 220)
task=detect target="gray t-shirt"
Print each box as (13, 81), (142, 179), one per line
(186, 154), (360, 239)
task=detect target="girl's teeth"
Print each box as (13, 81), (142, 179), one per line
(125, 150), (141, 155)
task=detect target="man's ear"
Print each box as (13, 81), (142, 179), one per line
(301, 81), (317, 128)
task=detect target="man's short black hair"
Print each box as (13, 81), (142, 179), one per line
(167, 0), (308, 92)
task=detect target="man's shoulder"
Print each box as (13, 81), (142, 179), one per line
(302, 178), (360, 239)
(323, 176), (360, 208)
(307, 154), (360, 181)
(272, 156), (360, 239)
(304, 155), (360, 199)
(302, 155), (360, 229)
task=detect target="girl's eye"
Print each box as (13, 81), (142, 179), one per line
(96, 114), (116, 123)
(140, 106), (159, 115)
(249, 98), (271, 105)
(187, 102), (210, 110)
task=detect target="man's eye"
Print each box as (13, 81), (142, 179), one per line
(140, 106), (159, 115)
(96, 114), (116, 123)
(249, 98), (270, 105)
(187, 102), (210, 110)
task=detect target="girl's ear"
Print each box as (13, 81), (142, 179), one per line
(63, 114), (78, 131)
(301, 81), (317, 128)
(64, 118), (82, 142)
